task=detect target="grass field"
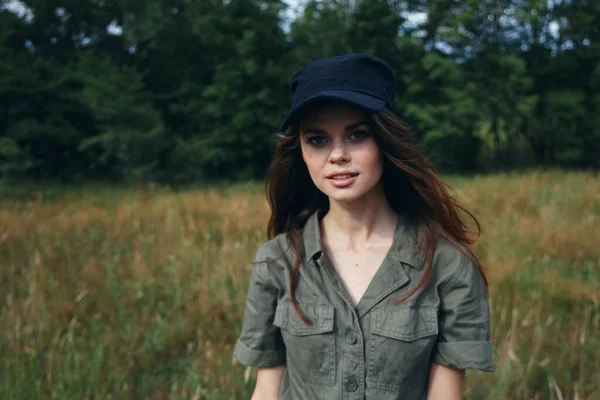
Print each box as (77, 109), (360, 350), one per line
(1, 169), (599, 399)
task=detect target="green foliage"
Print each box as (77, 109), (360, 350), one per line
(0, 137), (34, 177)
(402, 51), (483, 170)
(70, 52), (168, 181)
(195, 0), (289, 180)
(0, 0), (599, 183)
(289, 0), (352, 63)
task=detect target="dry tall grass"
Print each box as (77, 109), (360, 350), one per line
(1, 170), (598, 399)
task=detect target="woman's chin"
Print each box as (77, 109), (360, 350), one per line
(324, 188), (369, 204)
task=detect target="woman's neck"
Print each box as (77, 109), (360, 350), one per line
(321, 183), (397, 251)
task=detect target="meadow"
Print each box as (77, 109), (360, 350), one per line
(1, 169), (598, 399)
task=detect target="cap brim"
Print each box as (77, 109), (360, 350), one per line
(279, 90), (387, 132)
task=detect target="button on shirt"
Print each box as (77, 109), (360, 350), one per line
(345, 330), (357, 345)
(234, 210), (493, 399)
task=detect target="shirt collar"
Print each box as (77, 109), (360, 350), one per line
(301, 209), (424, 270)
(302, 209), (323, 262)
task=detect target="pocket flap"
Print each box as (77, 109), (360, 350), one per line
(274, 301), (335, 336)
(372, 307), (438, 341)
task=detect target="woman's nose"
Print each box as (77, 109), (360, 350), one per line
(328, 142), (349, 164)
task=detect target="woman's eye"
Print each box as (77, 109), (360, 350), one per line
(349, 130), (370, 141)
(307, 136), (328, 146)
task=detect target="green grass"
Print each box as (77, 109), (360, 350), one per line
(0, 169), (599, 399)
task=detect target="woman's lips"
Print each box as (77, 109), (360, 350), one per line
(327, 174), (358, 188)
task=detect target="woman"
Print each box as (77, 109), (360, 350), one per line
(234, 53), (493, 399)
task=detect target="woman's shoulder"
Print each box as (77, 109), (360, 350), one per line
(404, 216), (473, 272)
(430, 232), (486, 292)
(255, 211), (321, 265)
(253, 232), (290, 264)
(432, 233), (472, 268)
(251, 231), (301, 291)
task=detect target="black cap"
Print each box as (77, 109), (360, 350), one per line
(280, 53), (396, 131)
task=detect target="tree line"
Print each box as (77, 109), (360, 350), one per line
(1, 0), (598, 183)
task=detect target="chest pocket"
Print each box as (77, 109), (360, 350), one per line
(273, 301), (336, 386)
(369, 307), (438, 391)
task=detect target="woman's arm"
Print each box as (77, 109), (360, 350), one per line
(426, 364), (465, 400)
(251, 365), (285, 400)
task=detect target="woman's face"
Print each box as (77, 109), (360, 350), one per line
(298, 101), (384, 204)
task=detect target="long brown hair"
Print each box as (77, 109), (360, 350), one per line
(264, 107), (487, 324)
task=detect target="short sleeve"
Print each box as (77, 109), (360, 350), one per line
(233, 245), (286, 367)
(432, 258), (493, 372)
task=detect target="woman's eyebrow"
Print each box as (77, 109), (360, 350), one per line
(344, 121), (369, 131)
(301, 121), (369, 135)
(301, 128), (326, 135)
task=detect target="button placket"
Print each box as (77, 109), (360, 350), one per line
(316, 252), (365, 396)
